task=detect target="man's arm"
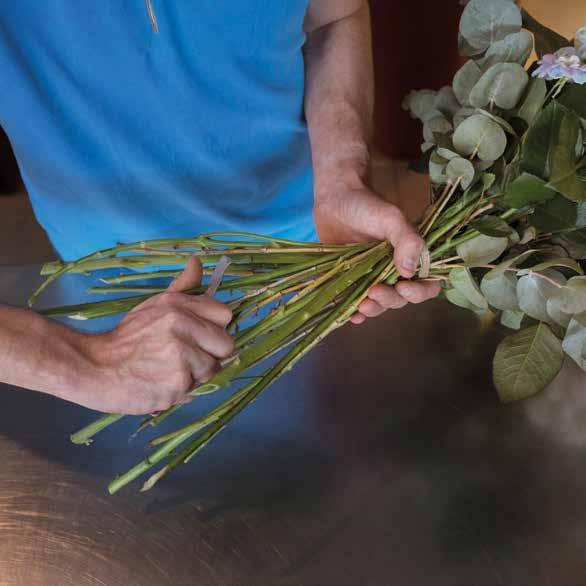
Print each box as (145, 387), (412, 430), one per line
(0, 257), (234, 414)
(304, 0), (440, 324)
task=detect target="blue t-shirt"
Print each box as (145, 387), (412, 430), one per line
(0, 1), (316, 260)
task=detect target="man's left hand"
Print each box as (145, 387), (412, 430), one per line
(314, 179), (441, 325)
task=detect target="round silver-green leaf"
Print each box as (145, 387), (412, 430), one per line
(453, 114), (507, 162)
(446, 157), (476, 189)
(453, 61), (482, 106)
(562, 312), (586, 371)
(481, 271), (519, 311)
(460, 0), (522, 52)
(457, 234), (509, 266)
(469, 63), (529, 110)
(517, 269), (567, 324)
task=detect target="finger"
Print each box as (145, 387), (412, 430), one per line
(395, 280), (442, 305)
(168, 255), (203, 292)
(177, 316), (235, 359)
(350, 313), (367, 325)
(171, 294), (233, 327)
(185, 346), (220, 384)
(344, 193), (424, 279)
(367, 284), (409, 310)
(357, 298), (386, 318)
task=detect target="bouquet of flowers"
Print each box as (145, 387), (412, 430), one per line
(31, 0), (586, 494)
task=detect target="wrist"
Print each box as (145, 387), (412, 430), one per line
(313, 143), (371, 202)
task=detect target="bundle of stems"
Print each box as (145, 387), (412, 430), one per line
(29, 186), (516, 494)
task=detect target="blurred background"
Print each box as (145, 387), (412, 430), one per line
(0, 0), (585, 263)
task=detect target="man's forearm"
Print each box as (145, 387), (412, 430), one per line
(0, 305), (97, 401)
(304, 0), (374, 198)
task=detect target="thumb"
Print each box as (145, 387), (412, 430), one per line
(167, 255), (203, 292)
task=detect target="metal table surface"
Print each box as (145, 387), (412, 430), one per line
(0, 264), (585, 586)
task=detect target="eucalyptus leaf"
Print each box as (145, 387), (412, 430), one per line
(478, 31), (533, 69)
(460, 0), (522, 52)
(458, 33), (486, 57)
(486, 250), (538, 279)
(493, 323), (564, 403)
(517, 78), (547, 126)
(436, 148), (461, 161)
(469, 63), (529, 110)
(562, 312), (586, 371)
(449, 267), (488, 309)
(504, 173), (557, 208)
(423, 115), (453, 143)
(476, 109), (517, 135)
(530, 195), (578, 233)
(446, 157), (476, 189)
(435, 86), (461, 118)
(453, 107), (477, 129)
(453, 61), (482, 106)
(546, 296), (573, 329)
(471, 216), (514, 238)
(547, 276), (586, 314)
(554, 228), (586, 259)
(501, 309), (525, 330)
(403, 89), (437, 121)
(481, 271), (519, 311)
(517, 258), (584, 277)
(453, 114), (508, 162)
(429, 159), (447, 185)
(457, 234), (509, 266)
(517, 269), (567, 324)
(446, 288), (480, 311)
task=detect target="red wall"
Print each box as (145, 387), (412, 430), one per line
(370, 0), (463, 158)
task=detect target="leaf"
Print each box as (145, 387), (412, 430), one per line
(547, 276), (586, 314)
(436, 148), (460, 161)
(423, 115), (453, 143)
(530, 195), (578, 233)
(453, 61), (482, 106)
(546, 296), (573, 329)
(517, 258), (584, 277)
(501, 309), (525, 330)
(562, 312), (586, 371)
(557, 84), (586, 121)
(517, 78), (547, 126)
(453, 107), (477, 129)
(486, 249), (538, 279)
(478, 31), (534, 69)
(449, 267), (488, 309)
(453, 114), (508, 162)
(476, 109), (517, 135)
(471, 216), (514, 238)
(504, 173), (557, 209)
(429, 159), (447, 185)
(446, 157), (476, 189)
(520, 102), (565, 178)
(517, 269), (567, 323)
(457, 234), (509, 266)
(481, 271), (519, 311)
(521, 9), (571, 57)
(434, 86), (461, 118)
(460, 0), (522, 52)
(493, 324), (564, 403)
(554, 228), (586, 259)
(469, 63), (529, 110)
(445, 288), (480, 311)
(403, 89), (437, 121)
(547, 145), (586, 203)
(458, 33), (486, 58)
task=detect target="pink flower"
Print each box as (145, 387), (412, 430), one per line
(533, 47), (586, 85)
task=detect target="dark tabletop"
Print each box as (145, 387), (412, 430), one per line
(0, 264), (585, 586)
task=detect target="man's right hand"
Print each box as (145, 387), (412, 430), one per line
(80, 256), (234, 415)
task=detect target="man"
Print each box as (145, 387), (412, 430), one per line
(0, 1), (439, 415)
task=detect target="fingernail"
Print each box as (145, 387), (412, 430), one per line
(402, 259), (417, 272)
